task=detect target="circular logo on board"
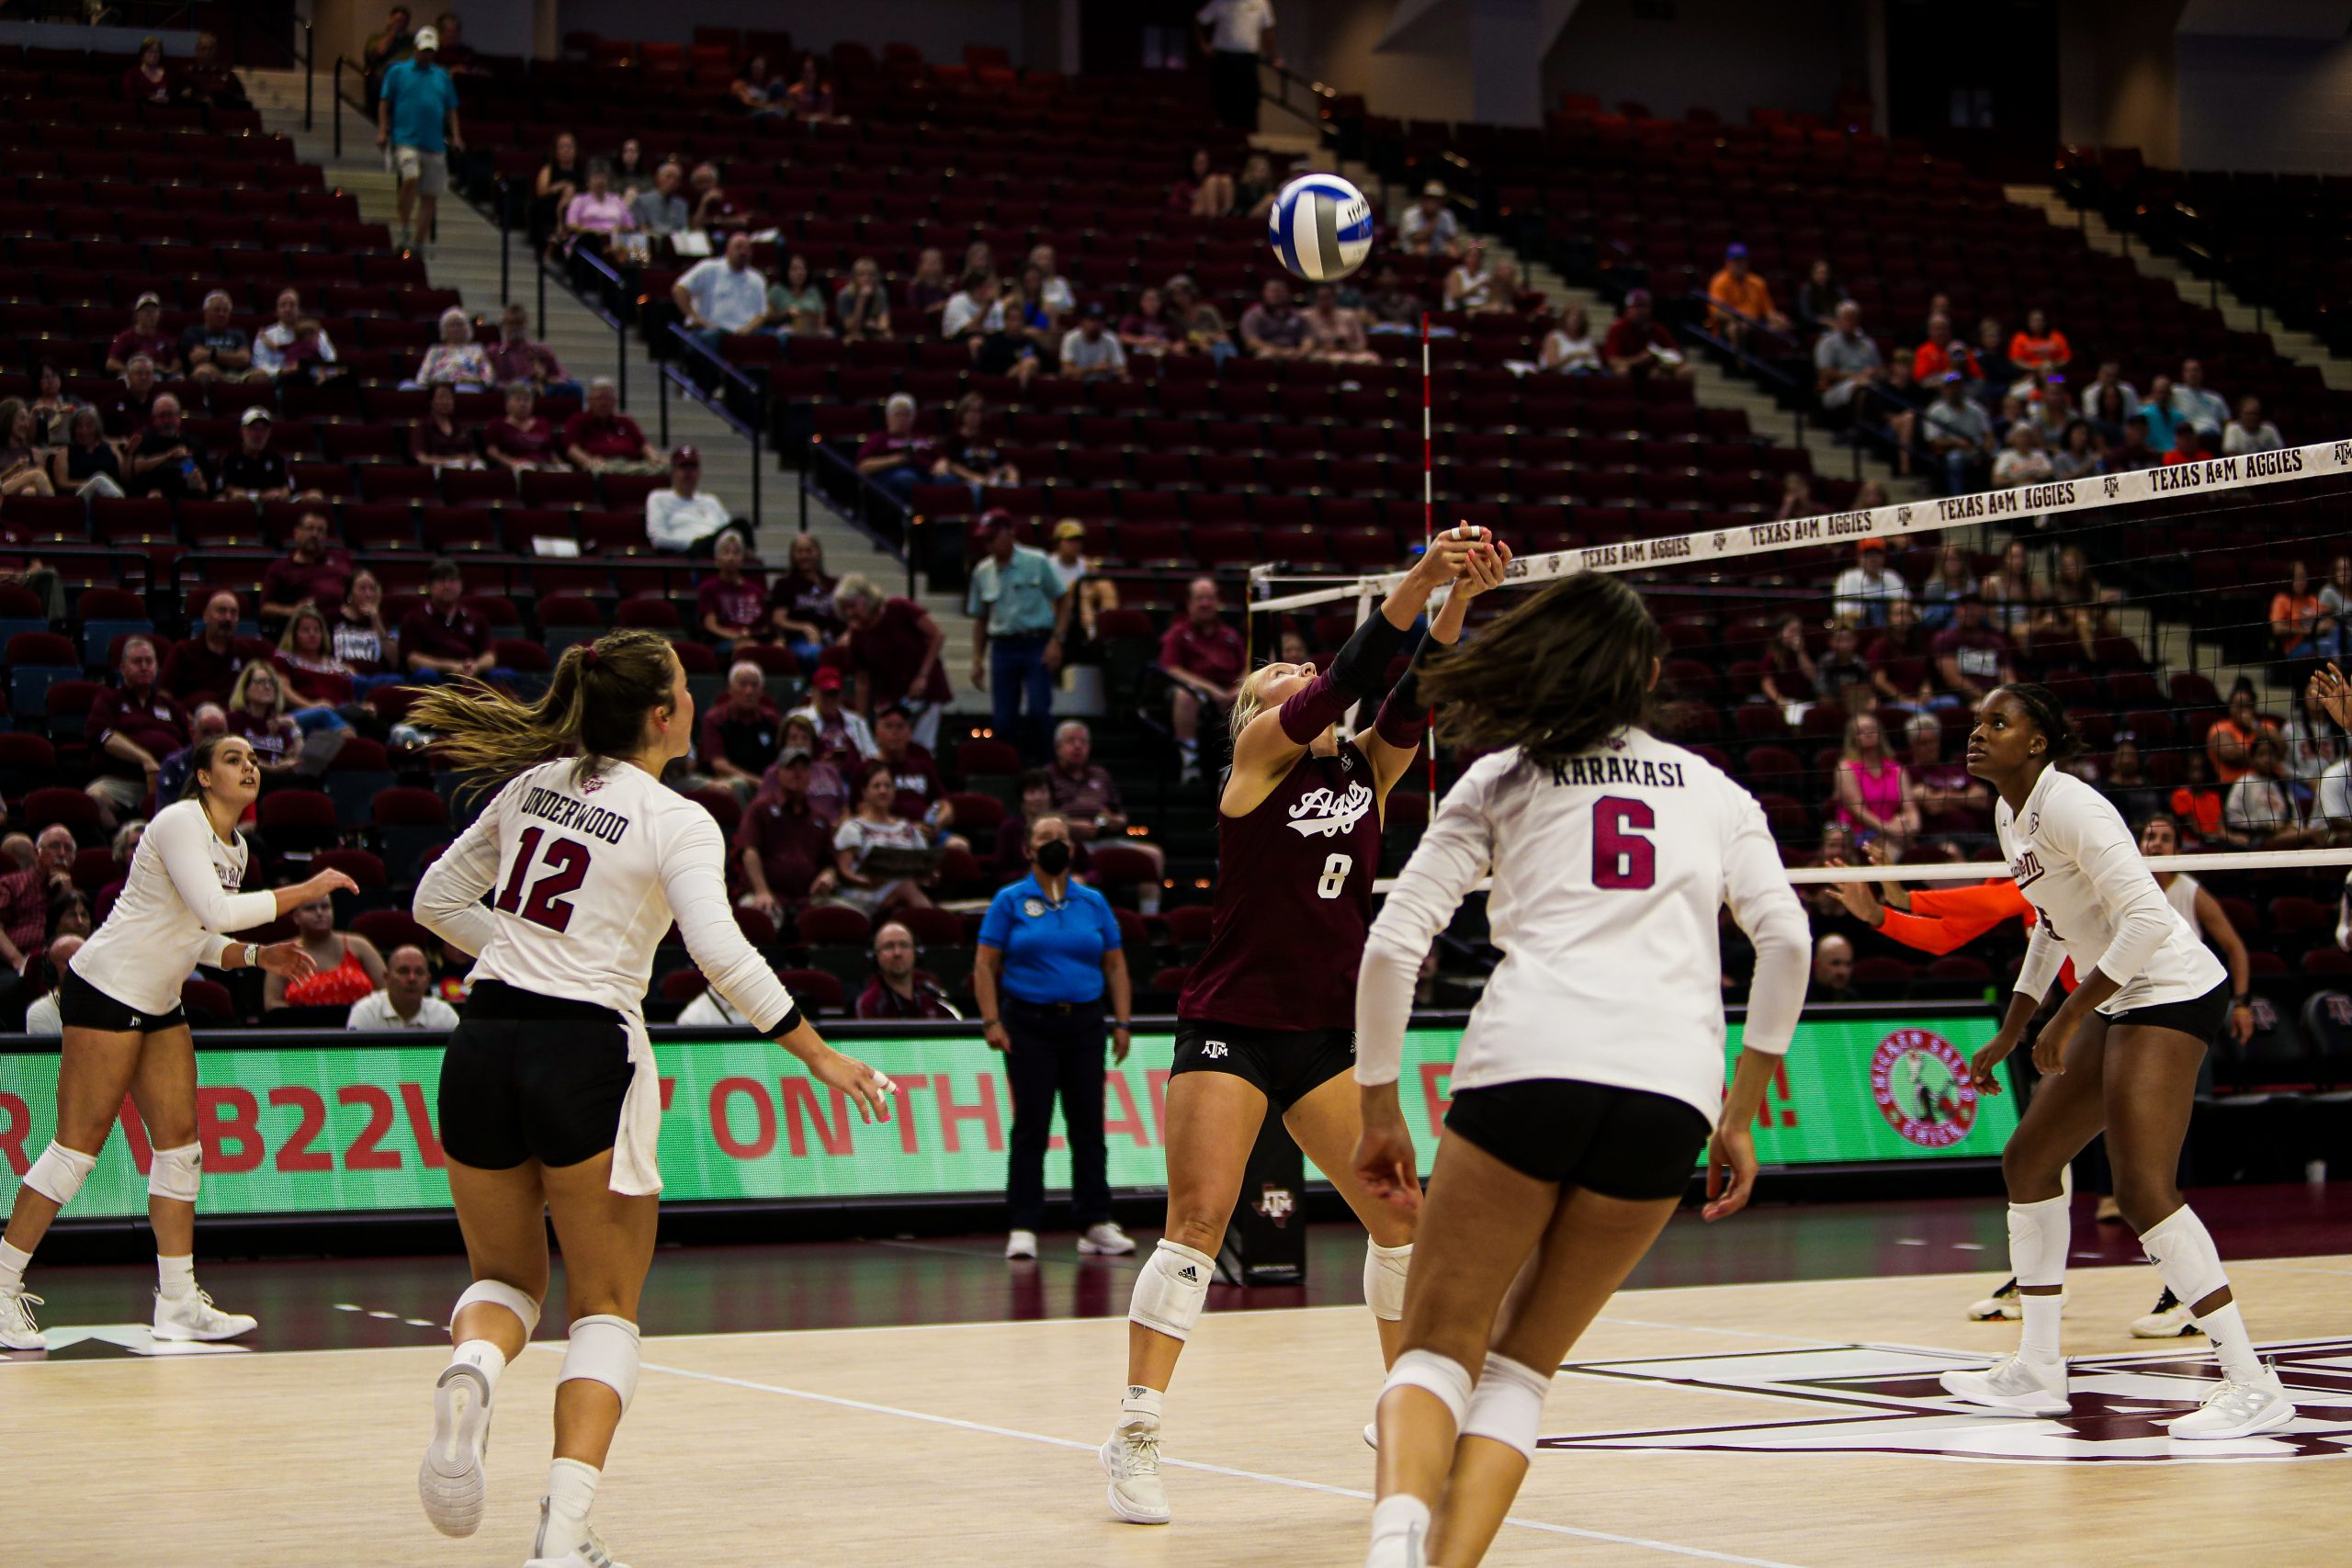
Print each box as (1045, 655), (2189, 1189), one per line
(1869, 1029), (1978, 1148)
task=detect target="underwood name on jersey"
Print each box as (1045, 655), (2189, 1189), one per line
(519, 784), (634, 845)
(1288, 781), (1374, 840)
(1545, 754), (1689, 790)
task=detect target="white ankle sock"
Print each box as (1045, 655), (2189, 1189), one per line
(2196, 1301), (2264, 1383)
(451, 1338), (508, 1393)
(542, 1458), (600, 1552)
(1120, 1384), (1163, 1430)
(157, 1254), (196, 1300)
(2019, 1292), (2064, 1362)
(0, 1240), (29, 1293)
(1370, 1494), (1431, 1548)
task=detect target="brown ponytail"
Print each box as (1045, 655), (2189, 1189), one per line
(1417, 571), (1662, 773)
(406, 628), (678, 799)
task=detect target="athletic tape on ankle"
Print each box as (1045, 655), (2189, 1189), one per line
(1363, 1240), (1412, 1322)
(24, 1141), (97, 1207)
(147, 1143), (201, 1203)
(1381, 1348), (1474, 1429)
(2139, 1205), (2229, 1308)
(1128, 1239), (1215, 1341)
(456, 1277), (542, 1338)
(1460, 1353), (1551, 1460)
(559, 1315), (641, 1412)
(2006, 1194), (2069, 1288)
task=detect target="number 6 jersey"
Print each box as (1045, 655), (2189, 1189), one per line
(1180, 738), (1383, 1032)
(416, 757), (796, 1031)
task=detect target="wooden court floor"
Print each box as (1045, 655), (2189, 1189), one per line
(8, 1257), (2349, 1567)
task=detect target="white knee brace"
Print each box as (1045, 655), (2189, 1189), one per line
(148, 1143), (202, 1204)
(1460, 1353), (1551, 1461)
(1363, 1240), (1411, 1323)
(24, 1141), (97, 1207)
(559, 1315), (640, 1414)
(456, 1278), (542, 1339)
(2139, 1205), (2231, 1308)
(1127, 1239), (1215, 1341)
(1380, 1348), (1475, 1429)
(2006, 1193), (2070, 1289)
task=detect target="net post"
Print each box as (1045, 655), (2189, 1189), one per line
(1421, 310), (1432, 548)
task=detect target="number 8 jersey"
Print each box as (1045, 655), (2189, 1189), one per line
(1180, 738), (1383, 1032)
(418, 757), (795, 1031)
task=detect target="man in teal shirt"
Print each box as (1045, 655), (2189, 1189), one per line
(375, 25), (462, 253)
(967, 512), (1069, 761)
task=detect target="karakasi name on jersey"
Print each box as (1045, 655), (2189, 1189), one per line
(1288, 781), (1374, 839)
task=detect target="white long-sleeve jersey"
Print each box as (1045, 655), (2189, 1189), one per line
(72, 797), (277, 1016)
(2001, 767), (2223, 1011)
(1357, 728), (1810, 1126)
(416, 758), (797, 1031)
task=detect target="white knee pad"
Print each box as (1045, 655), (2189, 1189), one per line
(25, 1141), (98, 1207)
(1380, 1348), (1475, 1430)
(558, 1315), (641, 1414)
(1128, 1239), (1215, 1342)
(456, 1278), (542, 1339)
(2006, 1193), (2069, 1289)
(148, 1143), (202, 1204)
(2139, 1204), (2230, 1308)
(1460, 1353), (1551, 1461)
(1363, 1240), (1411, 1323)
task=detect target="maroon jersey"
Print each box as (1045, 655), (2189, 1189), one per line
(1179, 739), (1381, 1032)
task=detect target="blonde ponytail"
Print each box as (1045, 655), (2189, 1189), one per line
(405, 628), (678, 799)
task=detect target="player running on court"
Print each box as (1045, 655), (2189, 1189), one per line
(410, 630), (894, 1568)
(1101, 527), (1506, 1526)
(0, 734), (353, 1350)
(1348, 571), (1809, 1568)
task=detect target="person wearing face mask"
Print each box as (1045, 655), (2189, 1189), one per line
(972, 813), (1134, 1264)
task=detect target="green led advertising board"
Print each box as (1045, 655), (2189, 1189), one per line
(0, 1012), (2014, 1219)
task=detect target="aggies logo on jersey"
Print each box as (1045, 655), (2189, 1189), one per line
(1287, 782), (1373, 840)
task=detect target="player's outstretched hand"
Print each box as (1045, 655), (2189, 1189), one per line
(1352, 1095), (1422, 1213)
(2312, 663), (2352, 729)
(255, 941), (318, 980)
(1703, 1117), (1757, 1222)
(809, 1047), (897, 1122)
(1405, 527), (1481, 591)
(1453, 535), (1512, 599)
(1822, 858), (1883, 925)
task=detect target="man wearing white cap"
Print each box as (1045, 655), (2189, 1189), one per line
(1397, 180), (1460, 257)
(376, 23), (462, 253)
(220, 408), (291, 501)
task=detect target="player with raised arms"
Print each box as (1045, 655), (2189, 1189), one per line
(409, 630), (895, 1568)
(0, 734), (354, 1350)
(1100, 527), (1507, 1526)
(1937, 682), (2291, 1437)
(1347, 571), (1809, 1568)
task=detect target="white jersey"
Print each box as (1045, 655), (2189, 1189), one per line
(1357, 728), (1810, 1125)
(415, 758), (796, 1032)
(72, 798), (276, 1016)
(2163, 873), (2201, 925)
(1999, 768), (2223, 1013)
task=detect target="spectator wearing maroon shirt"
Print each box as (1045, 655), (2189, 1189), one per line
(123, 34), (173, 105)
(400, 558), (496, 682)
(486, 382), (563, 471)
(735, 743), (839, 916)
(1159, 576), (1246, 784)
(260, 510), (354, 623)
(696, 533), (774, 649)
(0, 826), (76, 973)
(1905, 711), (1988, 823)
(1929, 594), (2015, 705)
(107, 293), (181, 376)
(561, 377), (663, 473)
(1047, 718), (1163, 909)
(99, 355), (161, 438)
(834, 574), (951, 750)
(1601, 288), (1689, 379)
(857, 921), (958, 1021)
(697, 661), (782, 800)
(86, 636), (189, 826)
(163, 590), (271, 708)
(872, 705), (956, 840)
(855, 393), (939, 506)
(1865, 598), (1937, 712)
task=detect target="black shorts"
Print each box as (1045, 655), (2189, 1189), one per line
(1170, 1020), (1356, 1112)
(57, 965), (185, 1033)
(437, 980), (634, 1171)
(1444, 1079), (1711, 1201)
(2105, 980), (2231, 1044)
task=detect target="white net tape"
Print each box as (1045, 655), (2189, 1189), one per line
(1374, 848), (2352, 897)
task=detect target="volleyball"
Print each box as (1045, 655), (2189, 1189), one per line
(1267, 173), (1374, 282)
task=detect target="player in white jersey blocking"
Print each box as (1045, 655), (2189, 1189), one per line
(1348, 573), (1811, 1568)
(1939, 683), (2293, 1438)
(0, 735), (354, 1349)
(410, 630), (895, 1568)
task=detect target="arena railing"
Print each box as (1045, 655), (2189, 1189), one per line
(1667, 289), (1820, 452)
(1258, 59), (1342, 145)
(660, 322), (769, 528)
(799, 435), (925, 597)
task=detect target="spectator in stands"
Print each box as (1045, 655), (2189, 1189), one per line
(1484, 254), (1523, 311)
(2271, 559), (2330, 661)
(1980, 539), (2041, 644)
(180, 290), (256, 384)
(122, 33), (173, 105)
(1398, 180), (1460, 257)
(1831, 538), (1909, 627)
(87, 636), (187, 828)
(0, 825), (74, 975)
(266, 888), (389, 1011)
(696, 533), (771, 649)
(1602, 289), (1687, 379)
(413, 307), (493, 388)
(2050, 420), (2100, 482)
(485, 382), (561, 472)
(1048, 719), (1164, 907)
(1815, 299), (1883, 421)
(163, 591), (265, 708)
(1198, 0), (1278, 128)
(1362, 263), (1425, 336)
(533, 132), (583, 248)
(1918, 544), (1978, 631)
(759, 713), (848, 824)
(941, 273), (1040, 388)
(430, 13), (479, 73)
(253, 288), (339, 380)
(1868, 599), (1936, 711)
(1923, 373), (1993, 493)
(1442, 242), (1494, 311)
(834, 256), (892, 342)
(1171, 149), (1235, 218)
(857, 922), (957, 1021)
(1048, 521), (1116, 656)
(730, 53), (786, 117)
(2285, 675), (2345, 782)
(275, 604), (359, 711)
(219, 408), (291, 500)
(1810, 933), (1857, 1002)
(1004, 267), (1063, 365)
(1931, 593), (2015, 705)
(764, 254), (830, 338)
(698, 660), (783, 802)
(2320, 556), (2352, 648)
(98, 355), (159, 440)
(835, 575), (951, 750)
(737, 742), (838, 916)
(348, 943), (459, 1031)
(0, 400), (52, 498)
(1706, 243), (1787, 344)
(994, 770), (1085, 887)
(2136, 375), (2183, 456)
(153, 704), (227, 803)
(1814, 622), (1871, 709)
(1793, 259), (1841, 333)
(1161, 575), (1245, 784)
(1026, 244), (1077, 320)
(1870, 356), (1930, 473)
(1834, 712), (1918, 852)
(1239, 277), (1308, 360)
(2170, 358), (2229, 436)
(50, 406), (124, 499)
(107, 292), (178, 377)
(2006, 310), (2071, 378)
(1758, 615), (1815, 710)
(1905, 711), (1988, 821)
(261, 511), (352, 622)
(1303, 286), (1377, 365)
(768, 532), (842, 667)
(226, 664), (307, 775)
(2226, 732), (2324, 850)
(362, 6), (416, 88)
(785, 55), (839, 122)
(2082, 360), (2137, 434)
(832, 758), (938, 919)
(1539, 305), (1601, 373)
(411, 382), (483, 469)
(855, 394), (938, 506)
(1911, 315), (1978, 387)
(2165, 422), (2221, 468)
(967, 512), (1066, 761)
(2223, 396), (2282, 455)
(1230, 153), (1280, 222)
(400, 559), (496, 683)
(645, 445), (747, 556)
(673, 232), (770, 352)
(1775, 470), (1819, 521)
(792, 667), (878, 767)
(562, 377), (663, 472)
(1164, 274), (1237, 365)
(1991, 422), (2055, 489)
(124, 394), (213, 502)
(1059, 304), (1129, 383)
(2101, 737), (2164, 824)
(903, 247), (954, 334)
(1118, 287), (1179, 359)
(2103, 412), (2161, 472)
(28, 362), (80, 446)
(874, 704), (956, 837)
(557, 161), (635, 257)
(377, 24), (460, 254)
(630, 161), (690, 235)
(688, 161), (749, 233)
(1971, 317), (2018, 406)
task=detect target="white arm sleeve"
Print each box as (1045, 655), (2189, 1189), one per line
(2064, 788), (2177, 987)
(1721, 789), (1807, 1055)
(662, 810), (797, 1034)
(413, 790), (504, 958)
(2015, 919), (2064, 1000)
(152, 807), (278, 934)
(1356, 765), (1497, 1085)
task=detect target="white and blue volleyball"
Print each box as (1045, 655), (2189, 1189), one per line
(1268, 173), (1374, 283)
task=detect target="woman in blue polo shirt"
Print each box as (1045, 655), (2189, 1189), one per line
(976, 812), (1135, 1263)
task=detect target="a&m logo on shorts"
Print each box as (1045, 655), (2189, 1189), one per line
(1868, 1029), (1978, 1149)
